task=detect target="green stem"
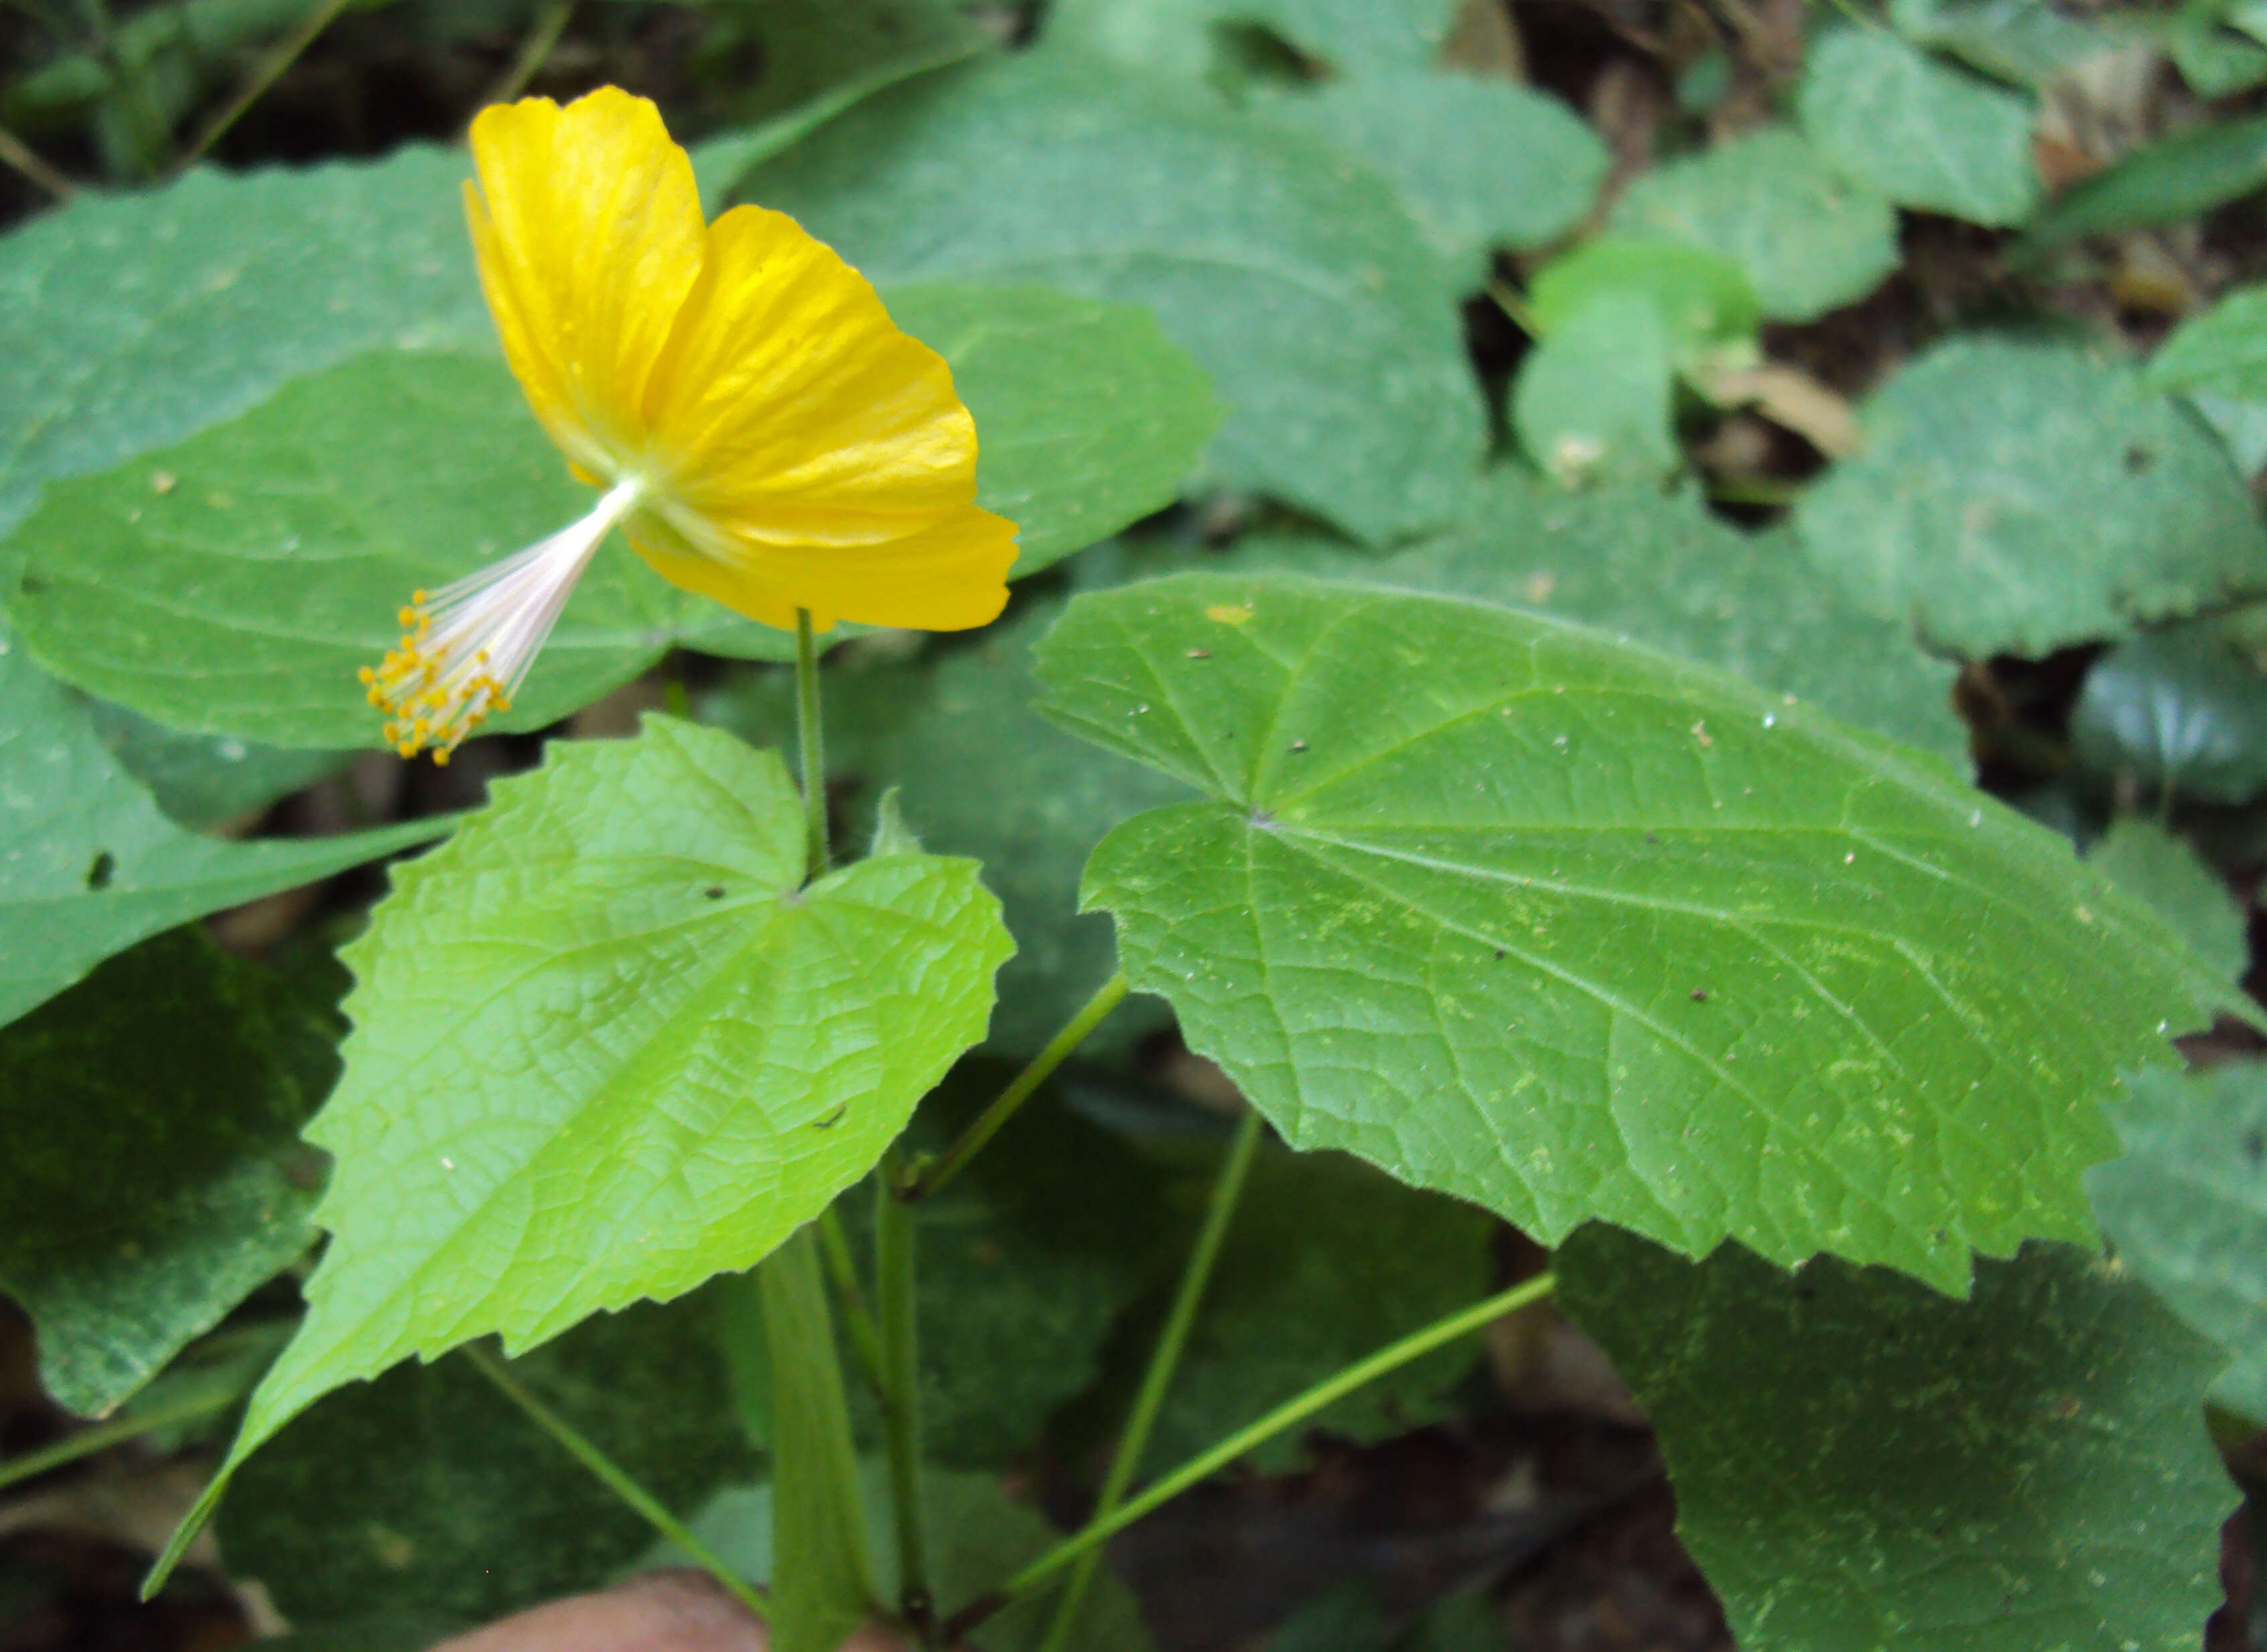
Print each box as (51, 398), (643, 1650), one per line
(945, 1271), (1558, 1644)
(176, 0), (356, 169)
(900, 971), (1130, 1203)
(464, 1343), (770, 1623)
(817, 1204), (888, 1397)
(0, 1375), (242, 1494)
(0, 123), (76, 198)
(1037, 1107), (1265, 1652)
(795, 608), (829, 880)
(875, 1152), (935, 1641)
(480, 0), (575, 108)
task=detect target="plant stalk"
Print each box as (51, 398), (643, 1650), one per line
(900, 971), (1130, 1203)
(177, 0), (357, 170)
(875, 1153), (935, 1641)
(1036, 1106), (1265, 1652)
(464, 1342), (770, 1622)
(943, 1271), (1559, 1643)
(817, 1205), (888, 1397)
(795, 608), (828, 879)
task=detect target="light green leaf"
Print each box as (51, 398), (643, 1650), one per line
(2169, 13), (2267, 98)
(1608, 127), (1899, 322)
(2071, 620), (2267, 805)
(1794, 337), (2267, 656)
(1888, 0), (2116, 87)
(155, 716), (1013, 1580)
(1239, 0), (1461, 68)
(1034, 573), (2234, 1291)
(2084, 819), (2247, 983)
(1527, 236), (1762, 358)
(1558, 1231), (2233, 1652)
(2027, 111), (2267, 247)
(0, 145), (483, 557)
(2091, 1062), (2267, 1423)
(0, 636), (445, 1030)
(1135, 1146), (1492, 1470)
(1374, 480), (1967, 766)
(1509, 293), (1679, 486)
(1259, 71), (1607, 273)
(1798, 29), (2041, 226)
(748, 50), (1485, 545)
(701, 596), (1190, 1056)
(2148, 284), (2267, 403)
(883, 283), (1224, 581)
(761, 1230), (877, 1652)
(0, 930), (332, 1416)
(219, 1295), (752, 1624)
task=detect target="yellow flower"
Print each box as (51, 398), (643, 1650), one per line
(364, 88), (1016, 762)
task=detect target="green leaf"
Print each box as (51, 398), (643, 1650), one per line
(734, 0), (989, 119)
(884, 283), (1225, 581)
(1527, 237), (1762, 359)
(2071, 620), (2267, 805)
(748, 50), (1485, 545)
(217, 1297), (754, 1624)
(1798, 28), (2041, 226)
(2027, 111), (2267, 247)
(0, 145), (484, 556)
(1034, 573), (2234, 1291)
(1259, 71), (1608, 273)
(2148, 283), (2267, 403)
(1509, 292), (1680, 487)
(2083, 819), (2248, 983)
(1373, 480), (1967, 766)
(157, 716), (1013, 1578)
(2090, 1062), (2267, 1424)
(0, 930), (332, 1416)
(16, 289), (1216, 748)
(761, 1230), (878, 1652)
(85, 700), (351, 830)
(0, 635), (445, 1030)
(702, 597), (1190, 1056)
(1888, 0), (2116, 87)
(1794, 337), (2267, 656)
(1608, 127), (1899, 322)
(1558, 1230), (2234, 1652)
(1134, 1146), (1493, 1470)
(1238, 0), (1462, 68)
(2169, 12), (2267, 98)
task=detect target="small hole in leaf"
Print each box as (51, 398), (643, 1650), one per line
(85, 851), (115, 891)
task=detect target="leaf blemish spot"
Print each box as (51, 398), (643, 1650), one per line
(84, 850), (115, 892)
(702, 885), (726, 900)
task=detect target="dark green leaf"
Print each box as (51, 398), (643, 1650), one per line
(2091, 1062), (2267, 1424)
(1559, 1230), (2234, 1652)
(886, 283), (1225, 581)
(1608, 127), (1899, 322)
(1798, 28), (2041, 226)
(1794, 338), (2267, 655)
(1888, 0), (2116, 86)
(748, 51), (1485, 545)
(0, 930), (332, 1416)
(2027, 112), (2267, 247)
(218, 1298), (754, 1624)
(2070, 619), (2267, 805)
(85, 700), (352, 830)
(1036, 573), (2233, 1290)
(0, 634), (445, 1030)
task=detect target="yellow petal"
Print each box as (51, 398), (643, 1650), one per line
(465, 89), (705, 478)
(627, 502), (1016, 633)
(640, 206), (980, 545)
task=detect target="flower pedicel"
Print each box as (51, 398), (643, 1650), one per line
(364, 88), (1016, 762)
